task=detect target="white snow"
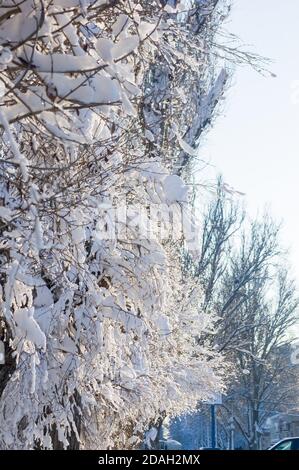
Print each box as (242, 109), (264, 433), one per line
(96, 38), (114, 63)
(34, 286), (54, 308)
(19, 46), (99, 73)
(177, 134), (198, 156)
(138, 22), (156, 40)
(162, 175), (189, 203)
(14, 307), (46, 351)
(0, 207), (12, 221)
(145, 427), (158, 448)
(112, 35), (140, 60)
(112, 14), (130, 38)
(154, 314), (171, 336)
(0, 109), (29, 181)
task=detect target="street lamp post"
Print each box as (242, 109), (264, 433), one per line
(211, 404), (217, 449)
(207, 393), (222, 449)
(228, 417), (235, 450)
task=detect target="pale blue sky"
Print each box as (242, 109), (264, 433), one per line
(203, 0), (299, 283)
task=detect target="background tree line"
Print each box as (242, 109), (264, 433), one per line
(178, 176), (299, 449)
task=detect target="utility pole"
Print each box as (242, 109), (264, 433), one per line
(211, 404), (217, 449)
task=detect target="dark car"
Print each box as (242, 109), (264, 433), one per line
(269, 437), (299, 450)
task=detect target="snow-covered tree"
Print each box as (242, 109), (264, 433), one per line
(0, 1), (229, 449)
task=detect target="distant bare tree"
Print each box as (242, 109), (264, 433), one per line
(225, 267), (299, 449)
(181, 187), (299, 449)
(216, 215), (281, 352)
(185, 176), (244, 311)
